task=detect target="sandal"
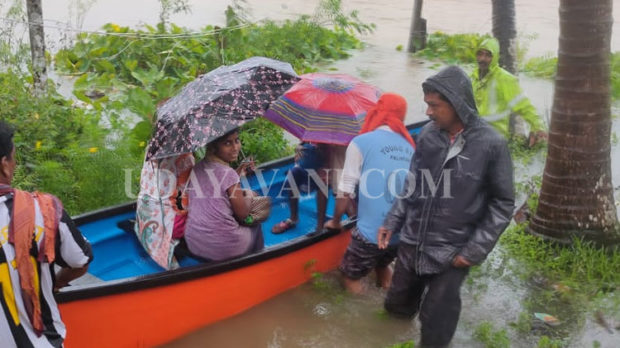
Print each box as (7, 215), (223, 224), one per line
(271, 218), (297, 234)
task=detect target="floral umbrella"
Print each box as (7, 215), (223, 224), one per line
(145, 56), (299, 160)
(136, 57), (298, 269)
(264, 73), (381, 145)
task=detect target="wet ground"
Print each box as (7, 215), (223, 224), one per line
(25, 0), (620, 346)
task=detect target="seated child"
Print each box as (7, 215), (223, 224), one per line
(184, 129), (264, 261)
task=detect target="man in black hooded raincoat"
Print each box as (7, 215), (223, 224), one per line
(377, 66), (515, 347)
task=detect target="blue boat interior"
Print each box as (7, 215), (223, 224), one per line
(78, 126), (423, 283)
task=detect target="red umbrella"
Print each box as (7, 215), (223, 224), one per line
(264, 73), (381, 145)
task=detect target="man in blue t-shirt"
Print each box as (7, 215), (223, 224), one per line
(325, 93), (415, 294)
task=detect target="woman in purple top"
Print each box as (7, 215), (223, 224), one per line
(184, 129), (264, 261)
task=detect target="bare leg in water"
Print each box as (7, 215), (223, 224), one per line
(375, 265), (393, 289)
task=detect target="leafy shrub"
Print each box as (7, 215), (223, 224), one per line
(54, 5), (368, 163)
(522, 55), (558, 79)
(414, 32), (490, 65)
(2, 1), (369, 213)
(0, 68), (142, 214)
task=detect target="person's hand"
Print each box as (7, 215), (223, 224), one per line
(377, 226), (393, 250)
(528, 130), (548, 147)
(324, 219), (342, 231)
(452, 255), (472, 268)
(236, 157), (255, 176)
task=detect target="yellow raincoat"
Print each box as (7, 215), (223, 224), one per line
(470, 38), (545, 137)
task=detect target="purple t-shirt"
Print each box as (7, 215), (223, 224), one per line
(185, 160), (251, 260)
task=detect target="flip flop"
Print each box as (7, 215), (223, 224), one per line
(271, 218), (297, 234)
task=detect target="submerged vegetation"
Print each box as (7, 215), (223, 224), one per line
(415, 32), (489, 66)
(1, 0), (371, 214)
(501, 223), (620, 305)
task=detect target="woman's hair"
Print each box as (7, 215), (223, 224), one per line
(0, 121), (15, 160)
(207, 128), (240, 153)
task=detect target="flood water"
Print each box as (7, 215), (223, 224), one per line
(30, 0), (620, 347)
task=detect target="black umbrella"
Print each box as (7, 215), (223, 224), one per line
(145, 57), (299, 160)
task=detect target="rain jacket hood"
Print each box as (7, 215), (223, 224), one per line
(383, 66), (515, 275)
(422, 65), (478, 128)
(470, 38), (544, 136)
(478, 37), (500, 71)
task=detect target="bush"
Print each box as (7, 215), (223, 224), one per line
(54, 5), (369, 164)
(0, 69), (142, 214)
(414, 32), (490, 65)
(2, 1), (370, 213)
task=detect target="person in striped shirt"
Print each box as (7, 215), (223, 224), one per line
(0, 121), (93, 348)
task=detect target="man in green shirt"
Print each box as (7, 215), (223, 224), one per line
(471, 37), (547, 145)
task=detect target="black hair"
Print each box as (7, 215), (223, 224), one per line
(422, 83), (451, 104)
(207, 128), (240, 153)
(0, 121), (15, 160)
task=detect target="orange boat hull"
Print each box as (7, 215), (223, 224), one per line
(59, 230), (351, 348)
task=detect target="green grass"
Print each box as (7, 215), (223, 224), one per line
(500, 223), (620, 308)
(386, 341), (415, 348)
(536, 335), (567, 348)
(473, 321), (511, 348)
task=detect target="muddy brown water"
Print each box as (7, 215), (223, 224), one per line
(31, 0), (620, 346)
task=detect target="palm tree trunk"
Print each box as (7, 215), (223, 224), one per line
(491, 0), (517, 73)
(26, 0), (47, 96)
(529, 0), (618, 244)
(407, 0), (426, 53)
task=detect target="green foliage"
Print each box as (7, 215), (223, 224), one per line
(303, 258), (317, 271)
(54, 5), (366, 163)
(2, 2), (368, 214)
(522, 55), (557, 79)
(500, 223), (620, 303)
(414, 32), (491, 65)
(311, 271), (330, 291)
(313, 0), (375, 36)
(385, 341), (415, 348)
(413, 32), (619, 101)
(612, 52), (620, 101)
(508, 137), (546, 166)
(536, 335), (566, 348)
(158, 0), (191, 26)
(508, 311), (532, 334)
(522, 52), (619, 100)
(239, 119), (293, 163)
(54, 12), (363, 92)
(0, 69), (142, 214)
(63, 144), (142, 213)
(473, 321), (511, 348)
(0, 0), (30, 68)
